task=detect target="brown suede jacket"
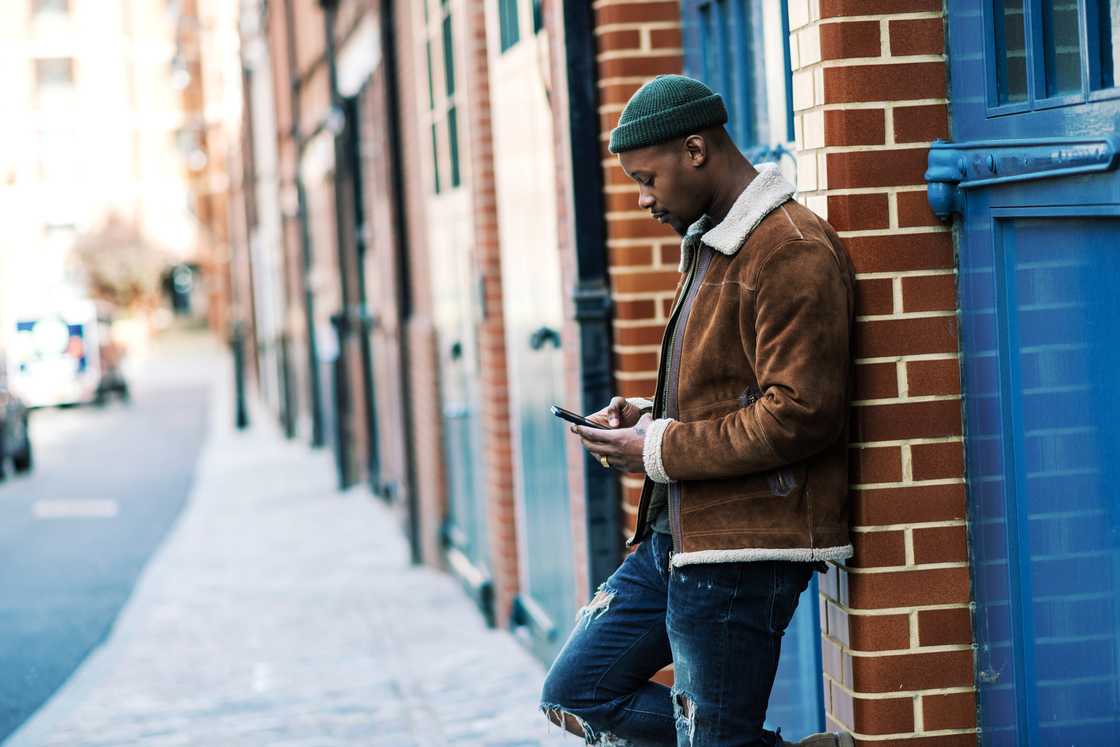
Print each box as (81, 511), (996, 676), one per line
(626, 164), (856, 568)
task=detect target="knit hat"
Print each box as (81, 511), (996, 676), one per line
(608, 75), (728, 154)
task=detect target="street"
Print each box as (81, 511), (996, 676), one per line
(1, 334), (566, 746)
(0, 336), (211, 742)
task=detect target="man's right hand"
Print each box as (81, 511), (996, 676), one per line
(584, 396), (643, 430)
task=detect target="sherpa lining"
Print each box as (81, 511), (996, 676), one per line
(677, 162), (796, 272)
(671, 544), (854, 568)
(642, 417), (674, 484)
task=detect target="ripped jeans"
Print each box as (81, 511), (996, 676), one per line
(540, 530), (814, 746)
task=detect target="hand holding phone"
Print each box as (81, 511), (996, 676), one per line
(550, 404), (608, 430)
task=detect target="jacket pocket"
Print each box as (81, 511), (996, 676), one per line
(767, 462), (805, 497)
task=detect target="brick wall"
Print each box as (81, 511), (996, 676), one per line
(789, 1), (975, 742)
(592, 0), (685, 550)
(461, 0), (520, 627)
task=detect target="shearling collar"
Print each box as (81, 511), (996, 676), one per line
(677, 163), (796, 272)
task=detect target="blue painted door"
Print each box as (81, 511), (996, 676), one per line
(935, 2), (1120, 743)
(680, 1), (825, 739)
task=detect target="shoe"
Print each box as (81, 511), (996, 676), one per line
(783, 733), (855, 747)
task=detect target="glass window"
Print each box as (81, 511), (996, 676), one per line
(994, 0), (1029, 104)
(431, 123), (442, 194)
(1042, 0), (1083, 97)
(1090, 0), (1119, 89)
(448, 105), (460, 188)
(499, 0), (520, 53)
(682, 1), (795, 162)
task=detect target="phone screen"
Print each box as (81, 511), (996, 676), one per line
(550, 404), (607, 429)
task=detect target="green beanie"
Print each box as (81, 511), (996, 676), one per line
(608, 75), (728, 154)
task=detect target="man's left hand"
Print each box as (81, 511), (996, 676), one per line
(573, 413), (652, 473)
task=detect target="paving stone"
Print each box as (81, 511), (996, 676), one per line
(10, 343), (571, 747)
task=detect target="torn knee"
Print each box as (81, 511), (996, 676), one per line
(539, 703), (632, 746)
(672, 688), (697, 745)
(574, 582), (616, 629)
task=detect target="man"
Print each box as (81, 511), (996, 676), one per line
(540, 75), (856, 747)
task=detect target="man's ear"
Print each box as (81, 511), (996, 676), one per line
(683, 134), (707, 168)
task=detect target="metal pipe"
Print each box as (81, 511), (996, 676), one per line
(282, 0), (326, 448)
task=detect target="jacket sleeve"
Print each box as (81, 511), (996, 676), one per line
(655, 239), (853, 481)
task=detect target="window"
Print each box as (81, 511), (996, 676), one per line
(532, 0), (543, 33)
(498, 0), (520, 52)
(681, 1), (795, 165)
(421, 0), (460, 192)
(34, 57), (74, 108)
(987, 0), (1120, 113)
(31, 0), (69, 16)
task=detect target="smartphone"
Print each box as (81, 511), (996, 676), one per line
(550, 404), (608, 430)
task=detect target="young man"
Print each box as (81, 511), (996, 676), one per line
(540, 75), (856, 747)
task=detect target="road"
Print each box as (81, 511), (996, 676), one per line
(0, 334), (213, 742)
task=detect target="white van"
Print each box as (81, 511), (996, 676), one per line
(7, 300), (102, 408)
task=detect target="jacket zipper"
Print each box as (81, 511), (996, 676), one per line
(625, 247), (702, 549)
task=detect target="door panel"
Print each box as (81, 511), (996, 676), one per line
(488, 3), (575, 663)
(940, 2), (1120, 742)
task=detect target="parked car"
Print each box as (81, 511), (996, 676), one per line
(0, 381), (32, 479)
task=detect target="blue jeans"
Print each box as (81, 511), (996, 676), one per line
(540, 531), (814, 746)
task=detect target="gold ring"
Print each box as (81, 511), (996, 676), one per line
(599, 455), (610, 469)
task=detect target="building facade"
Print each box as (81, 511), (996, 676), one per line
(225, 1), (1120, 743)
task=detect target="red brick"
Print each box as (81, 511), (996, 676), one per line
(820, 20), (881, 60)
(853, 483), (967, 526)
(598, 54), (682, 80)
(844, 232), (954, 273)
(855, 361), (899, 400)
(897, 189), (942, 227)
(852, 648), (973, 692)
(614, 299), (658, 321)
(659, 297), (674, 317)
(849, 567), (971, 609)
(913, 524), (968, 564)
(851, 529), (907, 568)
(902, 274), (956, 312)
(849, 613), (911, 651)
(606, 188), (640, 212)
(611, 270), (681, 294)
(827, 148), (930, 189)
(614, 323), (665, 346)
(596, 2), (681, 25)
(923, 691), (977, 731)
(907, 358), (960, 396)
(889, 18), (945, 56)
(825, 108), (887, 146)
(853, 400), (962, 441)
(598, 29), (642, 51)
(649, 27), (682, 49)
(651, 667), (675, 687)
(619, 377), (656, 399)
(851, 736), (978, 747)
(855, 316), (958, 358)
(829, 193), (890, 231)
(824, 63), (947, 103)
(600, 81), (644, 107)
(918, 607), (973, 646)
(856, 277), (894, 316)
(609, 215), (680, 241)
(893, 103), (950, 143)
(850, 445), (902, 484)
(611, 244), (654, 266)
(659, 243), (681, 266)
(821, 0), (942, 17)
(911, 441), (964, 481)
(852, 694), (916, 735)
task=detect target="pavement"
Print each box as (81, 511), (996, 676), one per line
(6, 332), (572, 747)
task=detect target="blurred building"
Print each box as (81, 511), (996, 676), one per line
(0, 0), (213, 334)
(214, 1), (1120, 743)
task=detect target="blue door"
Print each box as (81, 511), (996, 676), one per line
(931, 2), (1120, 743)
(680, 1), (826, 739)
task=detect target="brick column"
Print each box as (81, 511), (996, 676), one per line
(592, 0), (685, 548)
(789, 1), (976, 742)
(461, 0), (520, 628)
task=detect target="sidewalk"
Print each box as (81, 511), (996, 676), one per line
(7, 340), (571, 747)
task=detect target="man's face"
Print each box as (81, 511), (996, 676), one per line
(618, 139), (708, 237)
